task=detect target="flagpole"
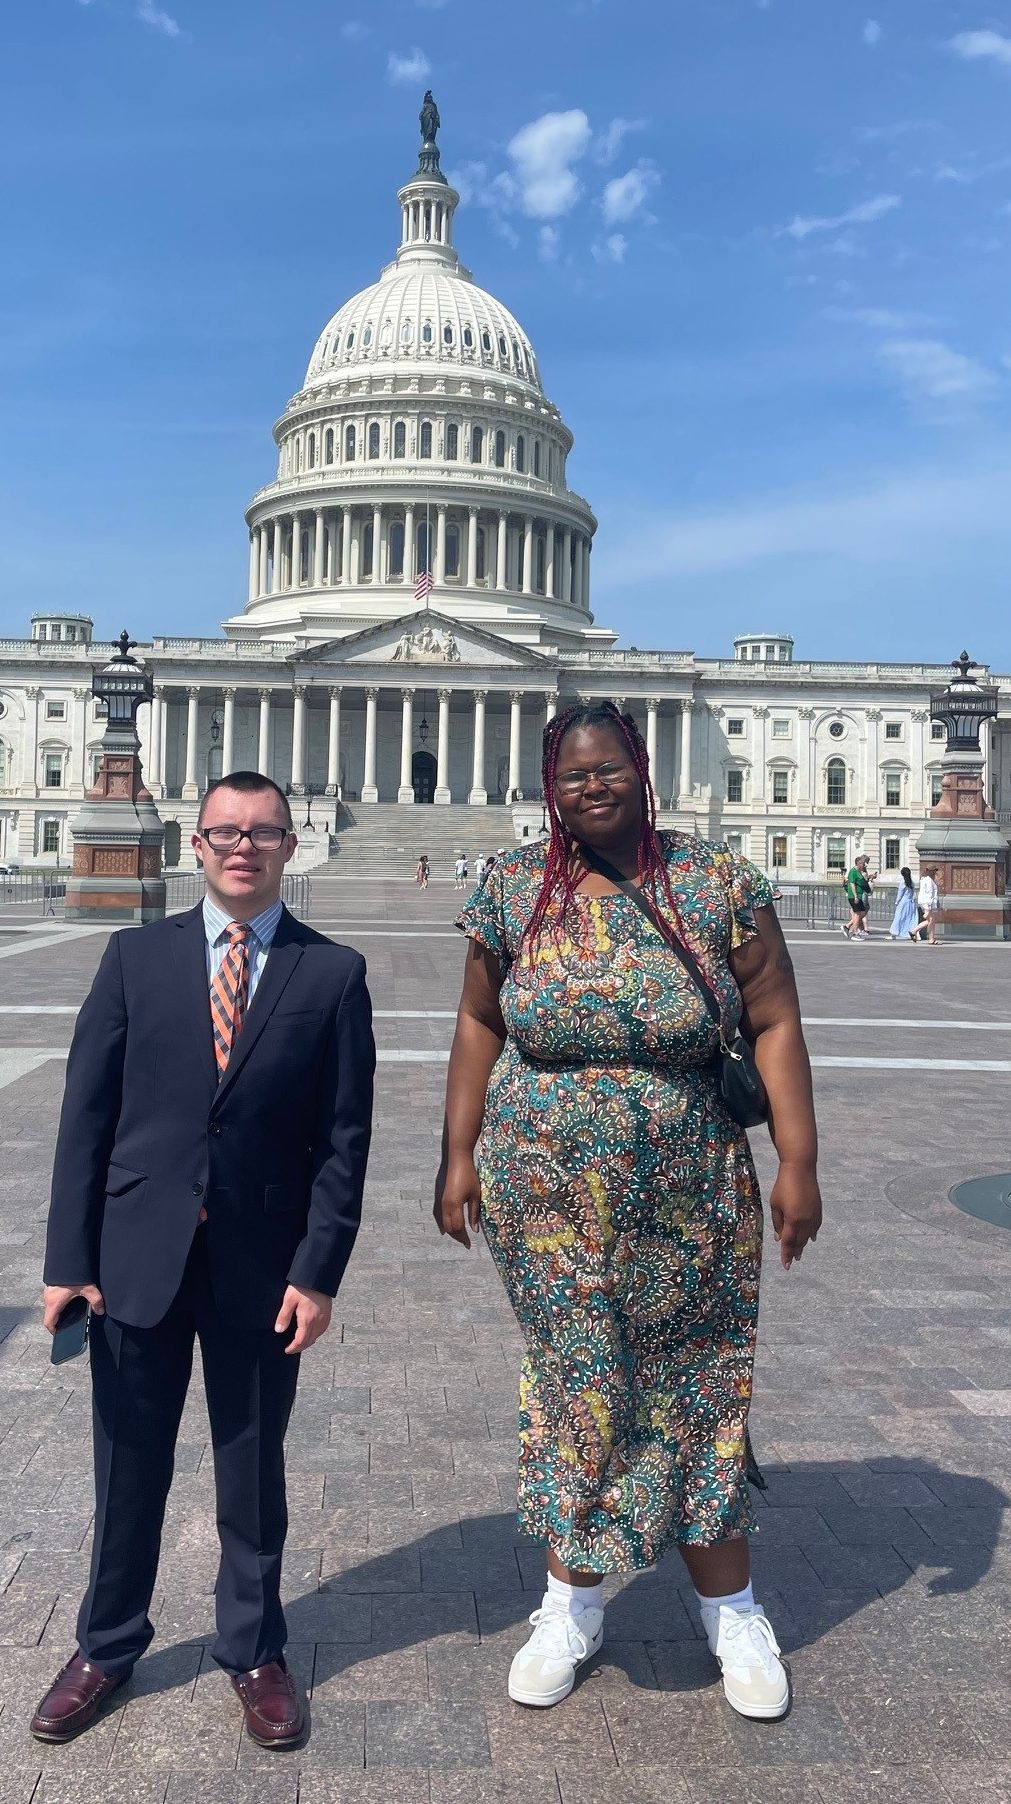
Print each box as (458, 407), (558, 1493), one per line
(425, 491), (431, 611)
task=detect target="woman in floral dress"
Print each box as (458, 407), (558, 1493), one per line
(435, 701), (821, 1718)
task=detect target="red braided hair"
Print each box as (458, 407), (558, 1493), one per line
(523, 700), (687, 957)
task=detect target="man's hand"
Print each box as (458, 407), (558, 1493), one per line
(274, 1284), (332, 1354)
(42, 1283), (105, 1335)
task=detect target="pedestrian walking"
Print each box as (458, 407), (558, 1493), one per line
(435, 700), (821, 1721)
(913, 865), (941, 944)
(475, 853), (488, 885)
(841, 854), (875, 939)
(888, 867), (919, 941)
(33, 771), (375, 1749)
(453, 853), (469, 891)
(416, 854), (430, 889)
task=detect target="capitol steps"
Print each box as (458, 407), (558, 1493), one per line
(326, 801), (702, 877)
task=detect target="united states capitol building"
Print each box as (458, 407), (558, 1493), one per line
(2, 103), (1010, 880)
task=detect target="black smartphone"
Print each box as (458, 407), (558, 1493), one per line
(50, 1296), (92, 1365)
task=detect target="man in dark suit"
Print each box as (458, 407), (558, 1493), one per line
(33, 771), (374, 1748)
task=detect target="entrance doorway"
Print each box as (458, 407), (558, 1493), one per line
(412, 749), (437, 804)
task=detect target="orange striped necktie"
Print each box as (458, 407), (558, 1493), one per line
(209, 921), (251, 1079)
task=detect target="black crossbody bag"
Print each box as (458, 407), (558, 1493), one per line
(582, 851), (769, 1131)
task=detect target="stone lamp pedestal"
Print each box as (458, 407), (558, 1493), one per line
(916, 651), (1011, 941)
(64, 631), (166, 924)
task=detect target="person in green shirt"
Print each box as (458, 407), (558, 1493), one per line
(841, 854), (875, 939)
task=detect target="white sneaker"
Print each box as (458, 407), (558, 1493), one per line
(507, 1598), (604, 1707)
(700, 1602), (790, 1720)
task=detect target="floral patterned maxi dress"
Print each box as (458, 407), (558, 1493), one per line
(456, 833), (774, 1574)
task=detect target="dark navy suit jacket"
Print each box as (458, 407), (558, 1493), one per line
(44, 903), (375, 1329)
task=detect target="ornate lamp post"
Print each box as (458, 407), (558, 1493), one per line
(64, 630), (166, 923)
(916, 651), (1011, 940)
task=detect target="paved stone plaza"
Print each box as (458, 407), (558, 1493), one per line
(0, 871), (1009, 1803)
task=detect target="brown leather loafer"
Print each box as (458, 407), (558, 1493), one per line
(31, 1654), (130, 1743)
(230, 1661), (304, 1748)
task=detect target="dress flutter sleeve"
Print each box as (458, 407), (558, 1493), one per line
(717, 850), (775, 952)
(455, 866), (511, 967)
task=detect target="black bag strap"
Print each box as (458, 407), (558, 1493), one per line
(580, 848), (729, 1047)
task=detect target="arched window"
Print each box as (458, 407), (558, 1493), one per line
(345, 329), (355, 352)
(330, 334), (341, 359)
(401, 319), (413, 346)
(471, 425), (484, 464)
(533, 439), (541, 478)
(826, 758), (846, 806)
(294, 439), (301, 473)
(475, 527), (487, 580)
(511, 339), (520, 366)
(393, 421), (406, 458)
(422, 320), (433, 345)
(388, 520), (405, 578)
(535, 533), (546, 592)
(481, 329), (492, 353)
(443, 322), (454, 346)
(494, 429), (506, 468)
(498, 334), (507, 357)
(423, 203), (432, 240)
(307, 432), (316, 469)
(325, 427), (334, 464)
(362, 325), (372, 348)
(446, 423), (459, 461)
(516, 434), (526, 473)
(463, 324), (474, 349)
(416, 521), (430, 576)
(345, 423), (356, 461)
(419, 420), (432, 459)
(368, 422), (380, 459)
(362, 521), (374, 579)
(446, 524), (460, 578)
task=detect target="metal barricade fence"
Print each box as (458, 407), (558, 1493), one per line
(0, 871), (311, 921)
(164, 872), (312, 918)
(772, 882), (894, 929)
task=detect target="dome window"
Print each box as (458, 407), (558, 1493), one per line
(481, 329), (492, 353)
(475, 526), (487, 580)
(401, 320), (413, 345)
(368, 422), (380, 459)
(380, 319), (393, 348)
(463, 325), (474, 349)
(494, 429), (506, 469)
(533, 439), (541, 478)
(362, 325), (373, 349)
(345, 329), (355, 352)
(325, 428), (335, 464)
(422, 321), (433, 346)
(471, 425), (484, 464)
(293, 439), (301, 473)
(443, 323), (454, 346)
(389, 520), (405, 578)
(446, 423), (459, 461)
(330, 334), (341, 358)
(511, 339), (520, 366)
(393, 421), (406, 458)
(419, 420), (433, 459)
(498, 334), (508, 357)
(446, 524), (461, 578)
(362, 521), (374, 579)
(307, 432), (316, 469)
(516, 434), (525, 474)
(345, 424), (356, 461)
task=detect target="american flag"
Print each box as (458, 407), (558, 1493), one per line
(415, 569), (434, 602)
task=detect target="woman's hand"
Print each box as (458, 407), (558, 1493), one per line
(769, 1162), (822, 1270)
(434, 1153), (482, 1249)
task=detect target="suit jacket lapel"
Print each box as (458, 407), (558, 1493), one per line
(212, 905), (305, 1106)
(172, 904), (217, 1092)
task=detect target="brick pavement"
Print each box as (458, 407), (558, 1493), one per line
(0, 874), (1009, 1802)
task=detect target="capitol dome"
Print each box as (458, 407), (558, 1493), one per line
(232, 103), (599, 650)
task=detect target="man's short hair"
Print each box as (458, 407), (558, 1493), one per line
(197, 771), (293, 830)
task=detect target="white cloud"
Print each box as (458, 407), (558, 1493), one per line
(386, 47), (431, 86)
(538, 225), (560, 263)
(947, 29), (1011, 68)
(824, 305), (933, 330)
(591, 233), (628, 264)
(781, 192), (901, 239)
(136, 0), (181, 35)
(863, 18), (881, 45)
(595, 116), (648, 167)
(506, 110), (592, 218)
(879, 336), (1001, 404)
(855, 119), (934, 144)
(601, 162), (659, 226)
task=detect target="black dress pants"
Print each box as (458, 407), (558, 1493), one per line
(77, 1229), (300, 1676)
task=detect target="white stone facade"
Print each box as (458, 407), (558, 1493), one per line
(2, 121), (1009, 876)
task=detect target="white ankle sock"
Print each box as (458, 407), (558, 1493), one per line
(695, 1580), (754, 1616)
(546, 1573), (603, 1616)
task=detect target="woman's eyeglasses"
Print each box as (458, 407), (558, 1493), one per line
(554, 762), (633, 795)
(199, 826), (290, 852)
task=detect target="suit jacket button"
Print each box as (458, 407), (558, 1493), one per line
(192, 1181), (205, 1197)
(210, 1125), (222, 1137)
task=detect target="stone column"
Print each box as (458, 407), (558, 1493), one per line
(361, 688), (379, 802)
(148, 687), (163, 795)
(496, 511), (508, 590)
(271, 519), (283, 594)
(404, 503), (415, 582)
(646, 698), (659, 790)
(222, 687), (236, 776)
(506, 691), (523, 803)
(678, 700), (694, 805)
(469, 689), (487, 805)
(313, 508), (325, 586)
(326, 687), (342, 794)
(258, 525), (269, 597)
(433, 503), (447, 588)
(350, 515), (361, 585)
(257, 689), (272, 776)
(291, 686), (307, 790)
(341, 506), (353, 584)
(291, 513), (303, 588)
(182, 685), (200, 799)
(545, 527), (555, 600)
(157, 691), (168, 790)
(373, 503), (383, 582)
(435, 688), (451, 804)
(248, 532), (259, 602)
(466, 507), (479, 587)
(545, 691), (557, 726)
(522, 516), (535, 596)
(570, 537), (583, 610)
(398, 688), (415, 803)
(561, 527), (573, 603)
(581, 537), (591, 609)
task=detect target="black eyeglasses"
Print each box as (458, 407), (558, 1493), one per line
(199, 825), (291, 852)
(554, 761), (633, 796)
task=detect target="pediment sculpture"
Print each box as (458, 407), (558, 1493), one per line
(390, 624), (461, 664)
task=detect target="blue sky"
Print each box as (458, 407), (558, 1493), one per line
(2, 0), (1011, 663)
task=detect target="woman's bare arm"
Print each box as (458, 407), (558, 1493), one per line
(434, 941), (507, 1248)
(730, 907), (822, 1269)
